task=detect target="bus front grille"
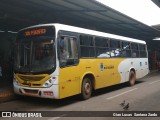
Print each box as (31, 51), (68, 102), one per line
(19, 76), (45, 81)
(16, 74), (50, 81)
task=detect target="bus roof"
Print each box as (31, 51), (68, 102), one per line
(20, 23), (146, 44)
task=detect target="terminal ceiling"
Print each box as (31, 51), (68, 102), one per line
(0, 0), (160, 42)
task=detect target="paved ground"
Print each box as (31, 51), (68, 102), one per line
(0, 71), (160, 120)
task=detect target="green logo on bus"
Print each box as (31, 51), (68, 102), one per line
(100, 63), (104, 71)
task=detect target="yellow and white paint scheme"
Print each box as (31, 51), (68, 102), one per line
(13, 23), (149, 99)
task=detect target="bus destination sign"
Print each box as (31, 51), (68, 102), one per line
(17, 26), (55, 39)
(25, 29), (46, 37)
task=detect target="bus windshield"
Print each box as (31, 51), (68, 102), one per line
(14, 37), (56, 73)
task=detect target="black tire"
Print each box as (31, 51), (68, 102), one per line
(81, 77), (92, 100)
(129, 71), (136, 86)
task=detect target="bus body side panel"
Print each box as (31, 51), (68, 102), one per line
(58, 58), (126, 99)
(108, 58), (126, 86)
(118, 58), (149, 83)
(94, 58), (126, 89)
(58, 57), (149, 99)
(58, 59), (100, 99)
(59, 65), (81, 99)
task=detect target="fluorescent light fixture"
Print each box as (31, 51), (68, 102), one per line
(7, 31), (17, 33)
(0, 30), (5, 32)
(153, 37), (160, 40)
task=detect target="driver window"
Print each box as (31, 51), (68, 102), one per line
(60, 36), (78, 67)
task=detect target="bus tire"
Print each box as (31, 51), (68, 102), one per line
(81, 77), (92, 100)
(129, 70), (136, 86)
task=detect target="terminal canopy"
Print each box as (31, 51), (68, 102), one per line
(0, 0), (160, 41)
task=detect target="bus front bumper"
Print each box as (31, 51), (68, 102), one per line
(13, 83), (59, 99)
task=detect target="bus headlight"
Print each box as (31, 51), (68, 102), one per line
(42, 79), (54, 88)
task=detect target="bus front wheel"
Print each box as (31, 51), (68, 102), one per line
(81, 77), (92, 100)
(129, 71), (136, 86)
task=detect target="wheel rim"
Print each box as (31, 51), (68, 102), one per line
(84, 82), (91, 95)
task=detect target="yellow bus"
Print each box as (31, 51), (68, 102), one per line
(13, 23), (149, 99)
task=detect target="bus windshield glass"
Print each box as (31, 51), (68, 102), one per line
(14, 26), (56, 73)
(14, 37), (56, 73)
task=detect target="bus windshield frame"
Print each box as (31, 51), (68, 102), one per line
(14, 26), (56, 74)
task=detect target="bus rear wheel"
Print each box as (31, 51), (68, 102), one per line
(81, 77), (92, 100)
(129, 71), (136, 86)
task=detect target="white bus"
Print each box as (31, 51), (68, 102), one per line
(13, 23), (149, 99)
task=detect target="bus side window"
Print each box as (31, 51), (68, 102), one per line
(139, 44), (147, 58)
(95, 37), (110, 58)
(80, 35), (95, 58)
(110, 39), (121, 57)
(121, 41), (131, 57)
(131, 43), (139, 58)
(60, 36), (78, 67)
